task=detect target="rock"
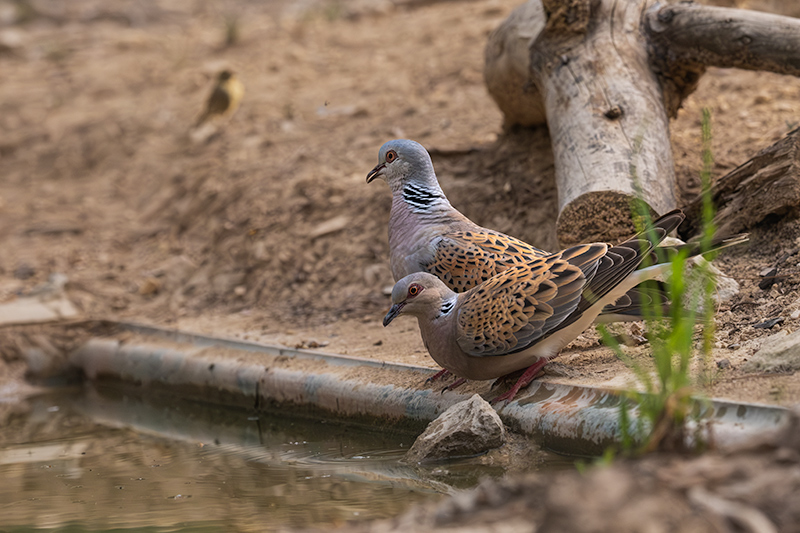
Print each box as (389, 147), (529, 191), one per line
(315, 104), (369, 118)
(28, 273), (69, 299)
(0, 287), (79, 327)
(759, 266), (780, 290)
(744, 330), (800, 373)
(211, 271), (245, 296)
(309, 215), (350, 239)
(716, 359), (731, 369)
(138, 277), (161, 296)
(708, 260), (740, 304)
(753, 317), (784, 329)
(656, 238), (740, 304)
(14, 263), (35, 280)
(0, 28), (24, 53)
(403, 394), (506, 464)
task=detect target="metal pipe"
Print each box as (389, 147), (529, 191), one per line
(67, 322), (790, 456)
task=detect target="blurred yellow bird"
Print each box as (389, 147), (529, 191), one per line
(195, 69), (244, 127)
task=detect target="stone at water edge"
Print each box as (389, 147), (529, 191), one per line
(659, 237), (740, 304)
(744, 329), (800, 373)
(403, 394), (506, 464)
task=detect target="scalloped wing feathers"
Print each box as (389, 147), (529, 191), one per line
(456, 243), (608, 357)
(424, 231), (547, 293)
(453, 211), (689, 359)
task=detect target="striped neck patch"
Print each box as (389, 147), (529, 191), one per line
(438, 298), (455, 317)
(402, 183), (445, 211)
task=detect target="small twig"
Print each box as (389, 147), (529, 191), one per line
(773, 246), (800, 268)
(726, 372), (795, 381)
(687, 487), (778, 533)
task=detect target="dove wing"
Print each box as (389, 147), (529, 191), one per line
(456, 244), (608, 357)
(207, 85), (232, 115)
(424, 230), (547, 293)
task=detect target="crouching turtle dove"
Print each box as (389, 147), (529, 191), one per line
(382, 210), (747, 403)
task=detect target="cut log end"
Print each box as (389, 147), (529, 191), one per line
(556, 191), (657, 247)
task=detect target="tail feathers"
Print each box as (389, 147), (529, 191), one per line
(645, 233), (749, 267)
(617, 209), (685, 251)
(601, 280), (671, 319)
(194, 111), (211, 128)
(596, 230), (748, 322)
(572, 211), (746, 325)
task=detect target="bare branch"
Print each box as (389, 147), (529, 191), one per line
(647, 3), (800, 115)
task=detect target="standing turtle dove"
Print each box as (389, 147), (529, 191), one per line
(368, 138), (669, 386)
(383, 213), (747, 403)
(367, 139), (668, 321)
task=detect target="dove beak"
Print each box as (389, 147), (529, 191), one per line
(382, 302), (406, 327)
(366, 163), (385, 183)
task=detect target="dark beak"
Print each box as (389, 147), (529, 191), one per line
(366, 163), (385, 183)
(382, 302), (405, 327)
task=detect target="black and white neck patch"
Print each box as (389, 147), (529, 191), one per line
(402, 183), (444, 211)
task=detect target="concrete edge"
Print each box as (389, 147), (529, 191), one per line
(67, 322), (791, 456)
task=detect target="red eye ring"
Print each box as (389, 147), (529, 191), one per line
(408, 283), (422, 297)
(385, 150), (398, 163)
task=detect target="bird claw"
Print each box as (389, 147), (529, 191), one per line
(426, 368), (451, 384)
(441, 378), (467, 393)
(489, 360), (548, 404)
(489, 391), (514, 405)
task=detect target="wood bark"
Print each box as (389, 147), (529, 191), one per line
(681, 127), (800, 240)
(486, 0), (676, 246)
(485, 0), (800, 246)
(646, 2), (800, 117)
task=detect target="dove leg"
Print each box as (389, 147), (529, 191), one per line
(441, 378), (467, 393)
(426, 368), (452, 383)
(491, 358), (549, 404)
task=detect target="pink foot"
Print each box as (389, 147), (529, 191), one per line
(490, 359), (548, 405)
(426, 368), (451, 383)
(441, 378), (467, 393)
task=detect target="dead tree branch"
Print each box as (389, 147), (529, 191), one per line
(485, 0), (800, 245)
(681, 127), (800, 240)
(647, 3), (800, 117)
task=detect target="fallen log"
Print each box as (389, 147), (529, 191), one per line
(681, 127), (800, 239)
(485, 0), (800, 245)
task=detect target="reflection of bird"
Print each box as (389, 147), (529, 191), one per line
(366, 139), (665, 323)
(195, 69), (244, 127)
(383, 212), (746, 403)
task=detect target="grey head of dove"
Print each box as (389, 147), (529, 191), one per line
(366, 139), (441, 196)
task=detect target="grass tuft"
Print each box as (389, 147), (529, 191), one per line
(601, 107), (719, 455)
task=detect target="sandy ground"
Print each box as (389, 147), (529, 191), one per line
(4, 0), (800, 531)
(2, 0), (800, 405)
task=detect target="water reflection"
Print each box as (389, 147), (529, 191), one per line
(0, 386), (564, 531)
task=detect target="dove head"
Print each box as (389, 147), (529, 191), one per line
(366, 139), (437, 192)
(383, 272), (455, 327)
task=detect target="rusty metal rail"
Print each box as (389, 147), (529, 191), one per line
(67, 322), (790, 456)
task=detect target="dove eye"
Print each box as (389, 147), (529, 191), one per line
(385, 150), (398, 163)
(408, 284), (422, 297)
